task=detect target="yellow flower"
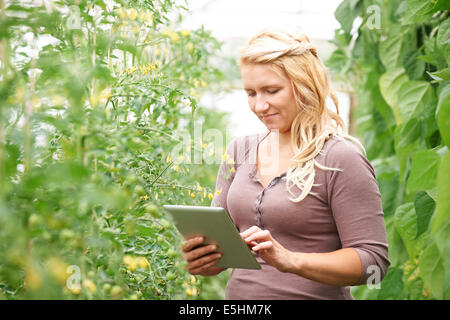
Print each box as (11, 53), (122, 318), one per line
(162, 28), (172, 37)
(172, 164), (179, 172)
(215, 189), (222, 196)
(203, 191), (207, 198)
(193, 79), (199, 88)
(155, 193), (159, 200)
(71, 287), (81, 295)
(186, 42), (194, 53)
(221, 153), (229, 161)
(117, 8), (127, 20)
(31, 95), (41, 110)
(190, 192), (195, 198)
(181, 29), (191, 37)
(201, 80), (207, 87)
(123, 255), (133, 265)
(185, 287), (198, 296)
(141, 195), (149, 200)
(46, 257), (69, 285)
(82, 279), (97, 293)
(190, 275), (197, 285)
(25, 262), (42, 290)
(51, 94), (65, 106)
(144, 12), (153, 23)
(208, 193), (213, 200)
(166, 155), (172, 163)
(230, 167), (235, 173)
(128, 8), (137, 21)
(171, 32), (179, 43)
(135, 257), (149, 269)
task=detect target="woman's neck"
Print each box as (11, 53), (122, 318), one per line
(267, 130), (293, 155)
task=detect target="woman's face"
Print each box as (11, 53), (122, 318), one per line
(240, 63), (298, 134)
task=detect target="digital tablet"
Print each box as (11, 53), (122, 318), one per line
(162, 205), (261, 270)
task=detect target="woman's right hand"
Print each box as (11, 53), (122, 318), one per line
(181, 235), (224, 276)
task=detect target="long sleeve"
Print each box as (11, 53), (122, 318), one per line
(325, 138), (391, 286)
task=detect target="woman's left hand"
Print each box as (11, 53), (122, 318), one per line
(240, 226), (294, 273)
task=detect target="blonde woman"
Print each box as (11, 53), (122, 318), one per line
(181, 29), (390, 300)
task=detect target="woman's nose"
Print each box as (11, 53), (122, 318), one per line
(254, 96), (270, 113)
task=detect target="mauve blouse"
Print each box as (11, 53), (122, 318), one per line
(211, 131), (390, 300)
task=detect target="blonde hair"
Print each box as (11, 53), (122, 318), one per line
(238, 29), (365, 202)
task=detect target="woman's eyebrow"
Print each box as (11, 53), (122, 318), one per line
(244, 85), (281, 90)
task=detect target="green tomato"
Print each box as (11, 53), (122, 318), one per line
(110, 285), (123, 297)
(156, 235), (164, 244)
(125, 174), (138, 185)
(103, 283), (111, 292)
(28, 214), (43, 229)
(166, 271), (176, 281)
(144, 204), (162, 218)
(160, 219), (171, 229)
(167, 248), (178, 258)
(134, 185), (146, 196)
(60, 229), (75, 241)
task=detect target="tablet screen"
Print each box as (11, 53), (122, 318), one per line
(163, 205), (261, 269)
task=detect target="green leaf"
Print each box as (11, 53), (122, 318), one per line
(378, 267), (405, 299)
(401, 0), (437, 25)
(386, 217), (409, 267)
(379, 33), (404, 69)
(379, 68), (409, 124)
(406, 149), (439, 194)
(394, 202), (417, 259)
(431, 150), (450, 234)
(419, 242), (446, 299)
(427, 68), (450, 82)
(397, 80), (435, 123)
(334, 0), (361, 34)
(436, 84), (450, 147)
(394, 201), (430, 262)
(396, 117), (423, 149)
(437, 18), (450, 47)
(414, 191), (435, 239)
(403, 50), (425, 80)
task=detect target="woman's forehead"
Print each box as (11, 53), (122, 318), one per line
(240, 63), (289, 88)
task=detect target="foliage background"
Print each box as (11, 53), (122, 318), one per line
(327, 0), (450, 299)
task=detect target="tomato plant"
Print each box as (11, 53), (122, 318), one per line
(0, 0), (232, 299)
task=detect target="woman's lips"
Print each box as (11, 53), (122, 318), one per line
(262, 113), (279, 120)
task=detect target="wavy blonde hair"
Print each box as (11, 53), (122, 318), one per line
(238, 29), (365, 202)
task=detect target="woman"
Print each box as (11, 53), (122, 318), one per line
(181, 29), (390, 299)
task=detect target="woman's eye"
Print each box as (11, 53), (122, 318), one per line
(247, 92), (255, 97)
(268, 89), (279, 94)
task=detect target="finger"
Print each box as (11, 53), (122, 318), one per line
(181, 235), (205, 252)
(183, 244), (218, 262)
(252, 240), (272, 252)
(244, 230), (271, 243)
(187, 254), (222, 275)
(240, 226), (261, 239)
